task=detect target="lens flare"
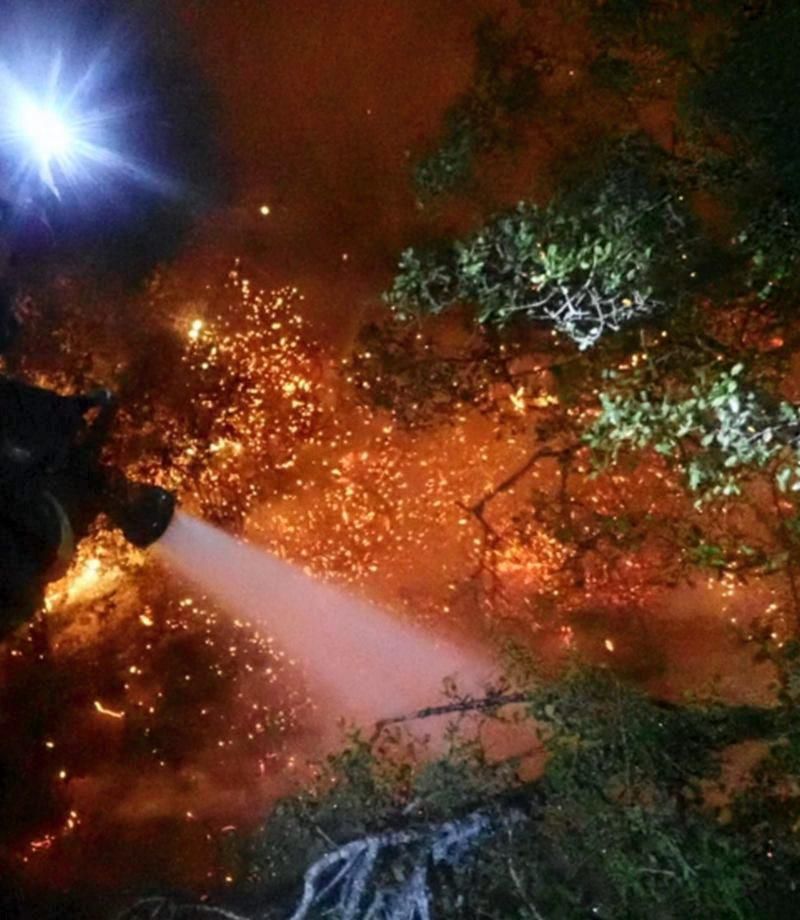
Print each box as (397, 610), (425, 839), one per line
(18, 99), (73, 166)
(0, 48), (158, 200)
(0, 64), (91, 195)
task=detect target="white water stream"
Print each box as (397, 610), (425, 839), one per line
(158, 511), (495, 731)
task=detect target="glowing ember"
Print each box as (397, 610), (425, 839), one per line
(93, 700), (125, 719)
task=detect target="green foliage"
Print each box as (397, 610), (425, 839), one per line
(733, 199), (800, 303)
(391, 141), (692, 349)
(688, 539), (732, 571)
(682, 3), (800, 304)
(521, 669), (759, 919)
(686, 537), (769, 576)
(223, 667), (800, 919)
(413, 109), (478, 201)
(586, 365), (800, 499)
(412, 17), (547, 200)
(691, 4), (800, 207)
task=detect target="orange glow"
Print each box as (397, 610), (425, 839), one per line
(93, 701), (126, 720)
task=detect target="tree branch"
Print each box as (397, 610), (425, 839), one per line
(375, 691), (533, 732)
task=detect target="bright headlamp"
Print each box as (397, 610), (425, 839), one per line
(0, 53), (135, 200)
(18, 98), (74, 168)
(12, 93), (77, 193)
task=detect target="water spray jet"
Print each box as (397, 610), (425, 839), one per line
(156, 512), (497, 736)
(0, 373), (494, 740)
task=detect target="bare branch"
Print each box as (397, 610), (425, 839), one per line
(470, 444), (579, 517)
(116, 900), (250, 920)
(289, 810), (507, 920)
(375, 691), (533, 732)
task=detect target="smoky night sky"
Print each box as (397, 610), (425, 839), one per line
(13, 1), (480, 289)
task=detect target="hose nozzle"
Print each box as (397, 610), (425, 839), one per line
(104, 478), (176, 548)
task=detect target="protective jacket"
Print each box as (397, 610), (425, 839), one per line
(0, 377), (99, 636)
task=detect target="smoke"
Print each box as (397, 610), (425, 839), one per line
(157, 511), (496, 735)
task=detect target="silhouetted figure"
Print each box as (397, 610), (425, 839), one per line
(0, 376), (175, 638)
(0, 187), (174, 639)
